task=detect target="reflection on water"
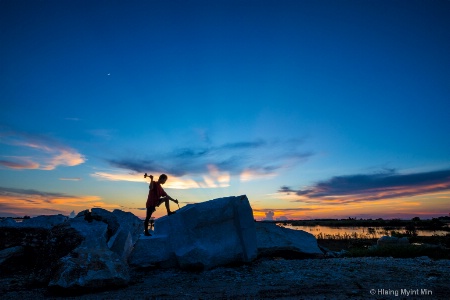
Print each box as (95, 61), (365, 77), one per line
(282, 224), (449, 238)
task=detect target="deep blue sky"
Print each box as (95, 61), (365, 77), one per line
(1, 0), (449, 219)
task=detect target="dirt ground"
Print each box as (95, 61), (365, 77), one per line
(2, 256), (449, 300)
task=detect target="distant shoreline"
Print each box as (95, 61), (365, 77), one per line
(266, 217), (450, 232)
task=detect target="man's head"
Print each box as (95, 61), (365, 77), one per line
(158, 174), (168, 184)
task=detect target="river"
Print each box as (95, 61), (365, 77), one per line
(282, 224), (449, 238)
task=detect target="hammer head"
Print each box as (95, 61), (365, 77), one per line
(144, 173), (148, 178)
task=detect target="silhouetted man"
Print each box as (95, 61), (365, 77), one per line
(144, 174), (179, 236)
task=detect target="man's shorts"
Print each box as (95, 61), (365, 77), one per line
(146, 198), (165, 217)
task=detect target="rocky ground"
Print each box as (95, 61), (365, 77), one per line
(2, 256), (449, 299)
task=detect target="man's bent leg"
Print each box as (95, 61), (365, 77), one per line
(164, 197), (171, 214)
(163, 196), (175, 215)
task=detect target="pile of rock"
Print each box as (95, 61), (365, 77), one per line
(0, 208), (142, 292)
(129, 195), (323, 270)
(129, 195), (258, 270)
(1, 195), (323, 294)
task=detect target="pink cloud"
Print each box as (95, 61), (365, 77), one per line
(0, 129), (85, 170)
(0, 157), (40, 169)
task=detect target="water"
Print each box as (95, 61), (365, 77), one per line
(282, 224), (449, 238)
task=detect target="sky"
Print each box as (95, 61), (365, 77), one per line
(1, 0), (449, 220)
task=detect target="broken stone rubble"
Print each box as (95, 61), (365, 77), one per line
(1, 195), (325, 293)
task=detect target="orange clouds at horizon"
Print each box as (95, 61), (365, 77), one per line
(2, 168), (449, 220)
(1, 189), (448, 220)
(0, 188), (119, 217)
(254, 189), (450, 221)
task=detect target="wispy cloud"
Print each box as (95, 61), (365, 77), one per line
(279, 169), (450, 204)
(91, 171), (201, 189)
(0, 186), (117, 217)
(102, 138), (313, 186)
(59, 177), (82, 181)
(87, 129), (114, 140)
(0, 128), (85, 170)
(0, 157), (40, 169)
(91, 165), (230, 190)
